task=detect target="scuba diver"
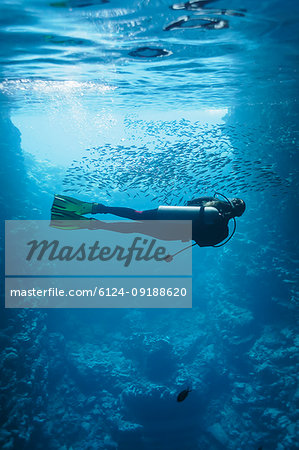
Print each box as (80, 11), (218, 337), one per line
(51, 193), (246, 248)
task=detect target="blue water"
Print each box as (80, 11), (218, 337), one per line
(0, 0), (298, 449)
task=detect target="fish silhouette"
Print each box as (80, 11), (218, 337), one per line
(177, 387), (192, 402)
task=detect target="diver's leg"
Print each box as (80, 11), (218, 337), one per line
(92, 204), (158, 220)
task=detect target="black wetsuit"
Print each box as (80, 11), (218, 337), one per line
(92, 197), (230, 247)
(92, 204), (158, 220)
(192, 209), (229, 246)
(187, 196), (230, 246)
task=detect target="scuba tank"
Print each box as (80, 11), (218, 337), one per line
(157, 205), (201, 220)
(157, 205), (221, 225)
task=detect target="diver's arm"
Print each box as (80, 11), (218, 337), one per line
(195, 226), (229, 246)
